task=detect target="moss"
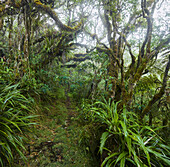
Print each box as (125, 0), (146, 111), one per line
(15, 1), (22, 8)
(0, 5), (4, 12)
(34, 0), (43, 5)
(34, 1), (82, 32)
(133, 61), (147, 82)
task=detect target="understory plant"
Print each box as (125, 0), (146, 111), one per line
(89, 99), (170, 167)
(0, 84), (35, 167)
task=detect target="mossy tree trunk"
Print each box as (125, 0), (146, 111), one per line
(93, 0), (169, 120)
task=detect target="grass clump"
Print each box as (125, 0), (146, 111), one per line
(80, 98), (170, 167)
(0, 84), (36, 167)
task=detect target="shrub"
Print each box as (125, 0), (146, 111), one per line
(0, 84), (35, 167)
(89, 99), (170, 167)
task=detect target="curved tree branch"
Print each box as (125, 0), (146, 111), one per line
(141, 55), (170, 119)
(33, 0), (83, 32)
(0, 1), (84, 32)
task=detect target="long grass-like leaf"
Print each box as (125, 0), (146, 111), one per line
(0, 122), (13, 132)
(120, 121), (128, 137)
(101, 152), (119, 167)
(0, 83), (36, 166)
(100, 131), (110, 154)
(1, 117), (22, 133)
(126, 136), (132, 156)
(120, 156), (126, 167)
(147, 148), (170, 165)
(115, 151), (128, 166)
(0, 130), (8, 137)
(89, 98), (170, 167)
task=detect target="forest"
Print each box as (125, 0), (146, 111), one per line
(0, 0), (169, 166)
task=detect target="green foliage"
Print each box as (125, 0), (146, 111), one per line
(0, 1), (169, 166)
(0, 84), (36, 167)
(0, 61), (36, 166)
(17, 67), (62, 101)
(136, 74), (160, 91)
(87, 99), (170, 167)
(0, 60), (15, 84)
(15, 97), (95, 167)
(68, 51), (109, 100)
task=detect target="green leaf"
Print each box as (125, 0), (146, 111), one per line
(120, 156), (126, 167)
(100, 132), (110, 154)
(0, 130), (8, 137)
(126, 136), (132, 156)
(147, 148), (170, 165)
(0, 122), (13, 132)
(126, 158), (136, 166)
(120, 121), (128, 137)
(1, 117), (22, 133)
(131, 148), (141, 167)
(115, 151), (128, 166)
(130, 131), (151, 166)
(101, 152), (119, 167)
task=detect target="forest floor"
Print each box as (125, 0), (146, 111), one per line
(15, 91), (95, 167)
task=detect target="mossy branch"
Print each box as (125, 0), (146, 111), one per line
(33, 32), (62, 45)
(34, 0), (83, 32)
(141, 0), (152, 57)
(117, 31), (136, 64)
(154, 36), (170, 52)
(141, 55), (170, 119)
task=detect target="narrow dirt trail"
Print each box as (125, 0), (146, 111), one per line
(16, 94), (94, 167)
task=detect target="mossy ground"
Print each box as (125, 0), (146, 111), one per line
(14, 91), (96, 167)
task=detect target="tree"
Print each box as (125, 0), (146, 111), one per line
(0, 0), (169, 165)
(81, 0), (169, 120)
(0, 0), (86, 71)
(0, 0), (169, 118)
